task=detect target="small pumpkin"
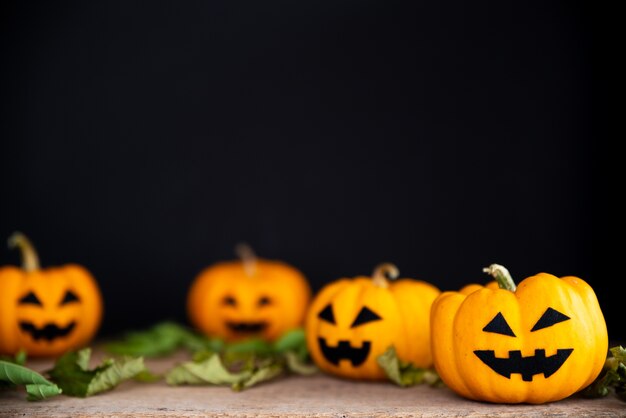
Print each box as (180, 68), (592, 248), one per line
(431, 264), (608, 404)
(187, 244), (311, 342)
(305, 263), (441, 380)
(0, 232), (103, 357)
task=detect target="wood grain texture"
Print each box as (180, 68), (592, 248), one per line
(1, 350), (624, 417)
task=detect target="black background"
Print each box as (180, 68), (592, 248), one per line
(1, 2), (621, 341)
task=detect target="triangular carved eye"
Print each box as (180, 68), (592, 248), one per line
(483, 312), (516, 337)
(531, 307), (570, 332)
(350, 306), (382, 328)
(61, 290), (80, 305)
(318, 304), (336, 324)
(19, 292), (42, 306)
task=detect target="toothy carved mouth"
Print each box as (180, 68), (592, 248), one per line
(474, 348), (574, 381)
(227, 322), (268, 334)
(19, 321), (76, 342)
(318, 337), (371, 367)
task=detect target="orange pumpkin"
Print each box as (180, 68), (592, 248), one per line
(306, 263), (441, 380)
(187, 244), (311, 342)
(0, 232), (103, 357)
(431, 264), (608, 404)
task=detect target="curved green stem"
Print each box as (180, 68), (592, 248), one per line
(482, 263), (516, 291)
(372, 263), (399, 288)
(8, 232), (40, 272)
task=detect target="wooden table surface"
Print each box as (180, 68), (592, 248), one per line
(1, 349), (624, 417)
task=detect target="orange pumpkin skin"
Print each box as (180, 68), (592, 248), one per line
(459, 281), (499, 295)
(306, 264), (440, 380)
(187, 253), (311, 342)
(0, 235), (103, 357)
(431, 269), (607, 404)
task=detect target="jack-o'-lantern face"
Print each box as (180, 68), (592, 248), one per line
(316, 304), (382, 367)
(306, 264), (441, 380)
(312, 283), (403, 378)
(0, 233), (104, 357)
(18, 285), (80, 343)
(219, 292), (273, 336)
(187, 245), (311, 342)
(431, 265), (608, 404)
(11, 269), (102, 355)
(473, 307), (574, 382)
(202, 267), (308, 341)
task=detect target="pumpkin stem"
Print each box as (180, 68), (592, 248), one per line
(372, 263), (399, 288)
(235, 243), (257, 277)
(482, 264), (516, 291)
(8, 232), (40, 272)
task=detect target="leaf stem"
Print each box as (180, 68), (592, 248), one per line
(235, 243), (257, 277)
(8, 232), (40, 272)
(372, 263), (399, 288)
(482, 264), (516, 291)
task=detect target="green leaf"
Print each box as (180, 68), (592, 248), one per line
(85, 356), (145, 396)
(0, 349), (27, 366)
(133, 368), (162, 382)
(167, 353), (290, 391)
(224, 338), (273, 356)
(105, 321), (222, 357)
(233, 363), (283, 391)
(0, 350), (28, 391)
(47, 349), (103, 397)
(25, 383), (64, 401)
(377, 346), (403, 386)
(273, 328), (309, 361)
(166, 354), (252, 386)
(273, 329), (306, 353)
(615, 362), (626, 401)
(284, 351), (318, 375)
(122, 324), (317, 391)
(376, 346), (441, 387)
(583, 346), (626, 401)
(610, 346), (626, 364)
(0, 360), (62, 401)
(191, 349), (218, 363)
(47, 348), (145, 397)
(14, 350), (27, 366)
(76, 348), (92, 371)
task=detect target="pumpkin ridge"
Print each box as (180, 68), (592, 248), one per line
(432, 291), (475, 399)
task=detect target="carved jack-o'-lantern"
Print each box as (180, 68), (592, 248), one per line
(305, 263), (441, 380)
(0, 232), (103, 357)
(431, 264), (608, 404)
(187, 244), (311, 342)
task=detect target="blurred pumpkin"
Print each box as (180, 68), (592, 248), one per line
(0, 232), (103, 357)
(306, 263), (440, 380)
(187, 244), (311, 342)
(431, 264), (608, 404)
